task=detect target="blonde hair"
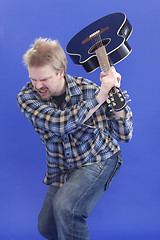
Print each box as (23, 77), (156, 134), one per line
(23, 37), (67, 74)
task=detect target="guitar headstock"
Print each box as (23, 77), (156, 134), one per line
(107, 86), (130, 112)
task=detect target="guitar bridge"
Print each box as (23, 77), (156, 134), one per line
(89, 30), (100, 38)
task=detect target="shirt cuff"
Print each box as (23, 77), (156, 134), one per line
(124, 105), (132, 119)
(107, 104), (132, 121)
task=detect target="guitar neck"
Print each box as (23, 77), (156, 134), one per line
(95, 44), (128, 112)
(95, 45), (110, 73)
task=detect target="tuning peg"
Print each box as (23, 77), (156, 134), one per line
(120, 98), (125, 102)
(126, 99), (131, 104)
(107, 99), (111, 104)
(112, 102), (116, 106)
(125, 94), (129, 99)
(118, 93), (122, 97)
(123, 90), (127, 94)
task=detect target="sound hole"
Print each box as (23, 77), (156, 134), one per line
(89, 38), (111, 53)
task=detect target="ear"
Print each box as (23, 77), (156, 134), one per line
(58, 70), (65, 78)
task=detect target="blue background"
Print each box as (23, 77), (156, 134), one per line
(0, 0), (160, 239)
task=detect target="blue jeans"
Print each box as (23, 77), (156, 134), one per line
(38, 152), (122, 240)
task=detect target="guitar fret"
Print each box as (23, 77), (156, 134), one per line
(95, 45), (110, 73)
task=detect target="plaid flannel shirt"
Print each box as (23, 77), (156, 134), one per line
(17, 74), (133, 187)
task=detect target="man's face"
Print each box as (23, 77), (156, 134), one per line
(28, 64), (66, 100)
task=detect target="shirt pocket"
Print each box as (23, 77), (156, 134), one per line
(34, 126), (60, 145)
(44, 132), (60, 142)
(71, 125), (98, 145)
(45, 132), (61, 153)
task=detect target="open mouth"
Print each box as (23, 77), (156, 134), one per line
(38, 90), (48, 95)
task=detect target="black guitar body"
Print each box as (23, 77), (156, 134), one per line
(66, 12), (132, 73)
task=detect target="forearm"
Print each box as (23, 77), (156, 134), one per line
(83, 90), (106, 123)
(112, 108), (127, 118)
(83, 102), (101, 123)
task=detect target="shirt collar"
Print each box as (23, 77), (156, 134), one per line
(65, 74), (82, 97)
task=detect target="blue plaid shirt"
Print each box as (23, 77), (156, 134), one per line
(17, 74), (133, 187)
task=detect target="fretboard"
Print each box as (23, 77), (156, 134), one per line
(95, 45), (110, 73)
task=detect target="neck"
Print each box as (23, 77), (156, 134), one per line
(59, 76), (66, 95)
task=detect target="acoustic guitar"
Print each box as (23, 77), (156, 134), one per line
(66, 12), (132, 111)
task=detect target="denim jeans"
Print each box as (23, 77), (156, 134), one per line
(38, 151), (122, 240)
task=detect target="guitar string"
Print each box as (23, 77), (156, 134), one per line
(96, 33), (109, 73)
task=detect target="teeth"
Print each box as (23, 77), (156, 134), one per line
(39, 90), (47, 93)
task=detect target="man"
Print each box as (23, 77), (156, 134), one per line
(17, 37), (133, 240)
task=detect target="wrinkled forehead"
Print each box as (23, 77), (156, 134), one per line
(28, 64), (55, 81)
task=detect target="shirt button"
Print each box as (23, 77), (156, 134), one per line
(66, 152), (71, 158)
(68, 164), (74, 169)
(63, 135), (68, 142)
